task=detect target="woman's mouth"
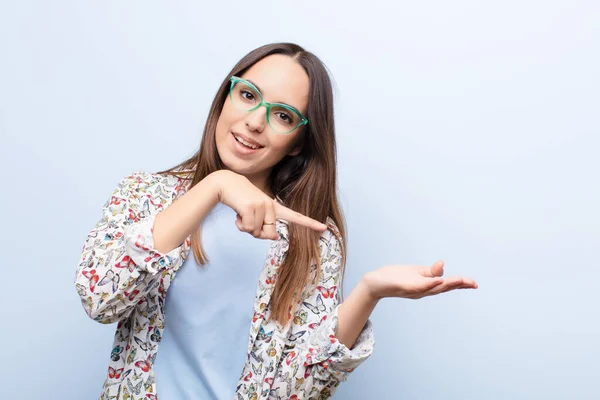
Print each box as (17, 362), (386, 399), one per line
(231, 132), (264, 154)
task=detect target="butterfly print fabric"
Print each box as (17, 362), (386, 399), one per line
(75, 172), (375, 399)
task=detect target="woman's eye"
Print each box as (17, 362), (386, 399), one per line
(241, 90), (255, 101)
(276, 112), (292, 124)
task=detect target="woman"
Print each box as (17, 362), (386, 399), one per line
(75, 42), (477, 400)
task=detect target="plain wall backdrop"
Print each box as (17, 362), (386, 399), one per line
(1, 1), (598, 399)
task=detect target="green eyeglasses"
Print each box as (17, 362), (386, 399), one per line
(229, 76), (308, 134)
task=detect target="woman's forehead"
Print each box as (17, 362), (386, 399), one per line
(241, 55), (309, 109)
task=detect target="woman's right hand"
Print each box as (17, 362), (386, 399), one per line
(212, 170), (327, 240)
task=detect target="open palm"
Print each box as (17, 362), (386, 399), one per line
(363, 260), (478, 300)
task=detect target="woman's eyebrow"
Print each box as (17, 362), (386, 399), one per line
(245, 78), (299, 110)
(245, 78), (263, 94)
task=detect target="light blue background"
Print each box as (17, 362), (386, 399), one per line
(1, 1), (598, 399)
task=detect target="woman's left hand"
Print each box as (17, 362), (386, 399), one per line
(362, 260), (478, 301)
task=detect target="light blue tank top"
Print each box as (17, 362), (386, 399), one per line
(153, 203), (272, 399)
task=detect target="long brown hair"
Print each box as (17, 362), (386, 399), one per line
(158, 43), (346, 324)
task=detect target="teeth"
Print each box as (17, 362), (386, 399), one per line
(234, 135), (260, 149)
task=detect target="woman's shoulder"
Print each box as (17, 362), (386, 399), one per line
(113, 170), (192, 201)
(325, 217), (341, 237)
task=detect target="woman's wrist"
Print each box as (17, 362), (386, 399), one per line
(205, 170), (226, 202)
(355, 272), (382, 305)
(207, 169), (244, 203)
(360, 271), (385, 303)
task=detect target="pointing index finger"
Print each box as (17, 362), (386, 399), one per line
(274, 203), (327, 232)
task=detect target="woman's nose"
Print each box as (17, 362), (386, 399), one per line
(244, 105), (268, 132)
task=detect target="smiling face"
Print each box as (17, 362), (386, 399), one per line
(215, 54), (310, 193)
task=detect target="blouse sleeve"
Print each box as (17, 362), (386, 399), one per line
(275, 226), (375, 398)
(74, 172), (186, 324)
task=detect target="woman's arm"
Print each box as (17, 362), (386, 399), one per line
(267, 227), (375, 399)
(152, 172), (220, 253)
(74, 171), (220, 324)
(335, 279), (378, 349)
(337, 260), (478, 348)
(75, 170), (325, 324)
(154, 169), (326, 252)
(270, 229), (478, 398)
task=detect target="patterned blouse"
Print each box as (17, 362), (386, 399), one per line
(74, 171), (375, 400)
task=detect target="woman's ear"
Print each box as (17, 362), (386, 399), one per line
(286, 131), (305, 157)
(287, 145), (302, 157)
